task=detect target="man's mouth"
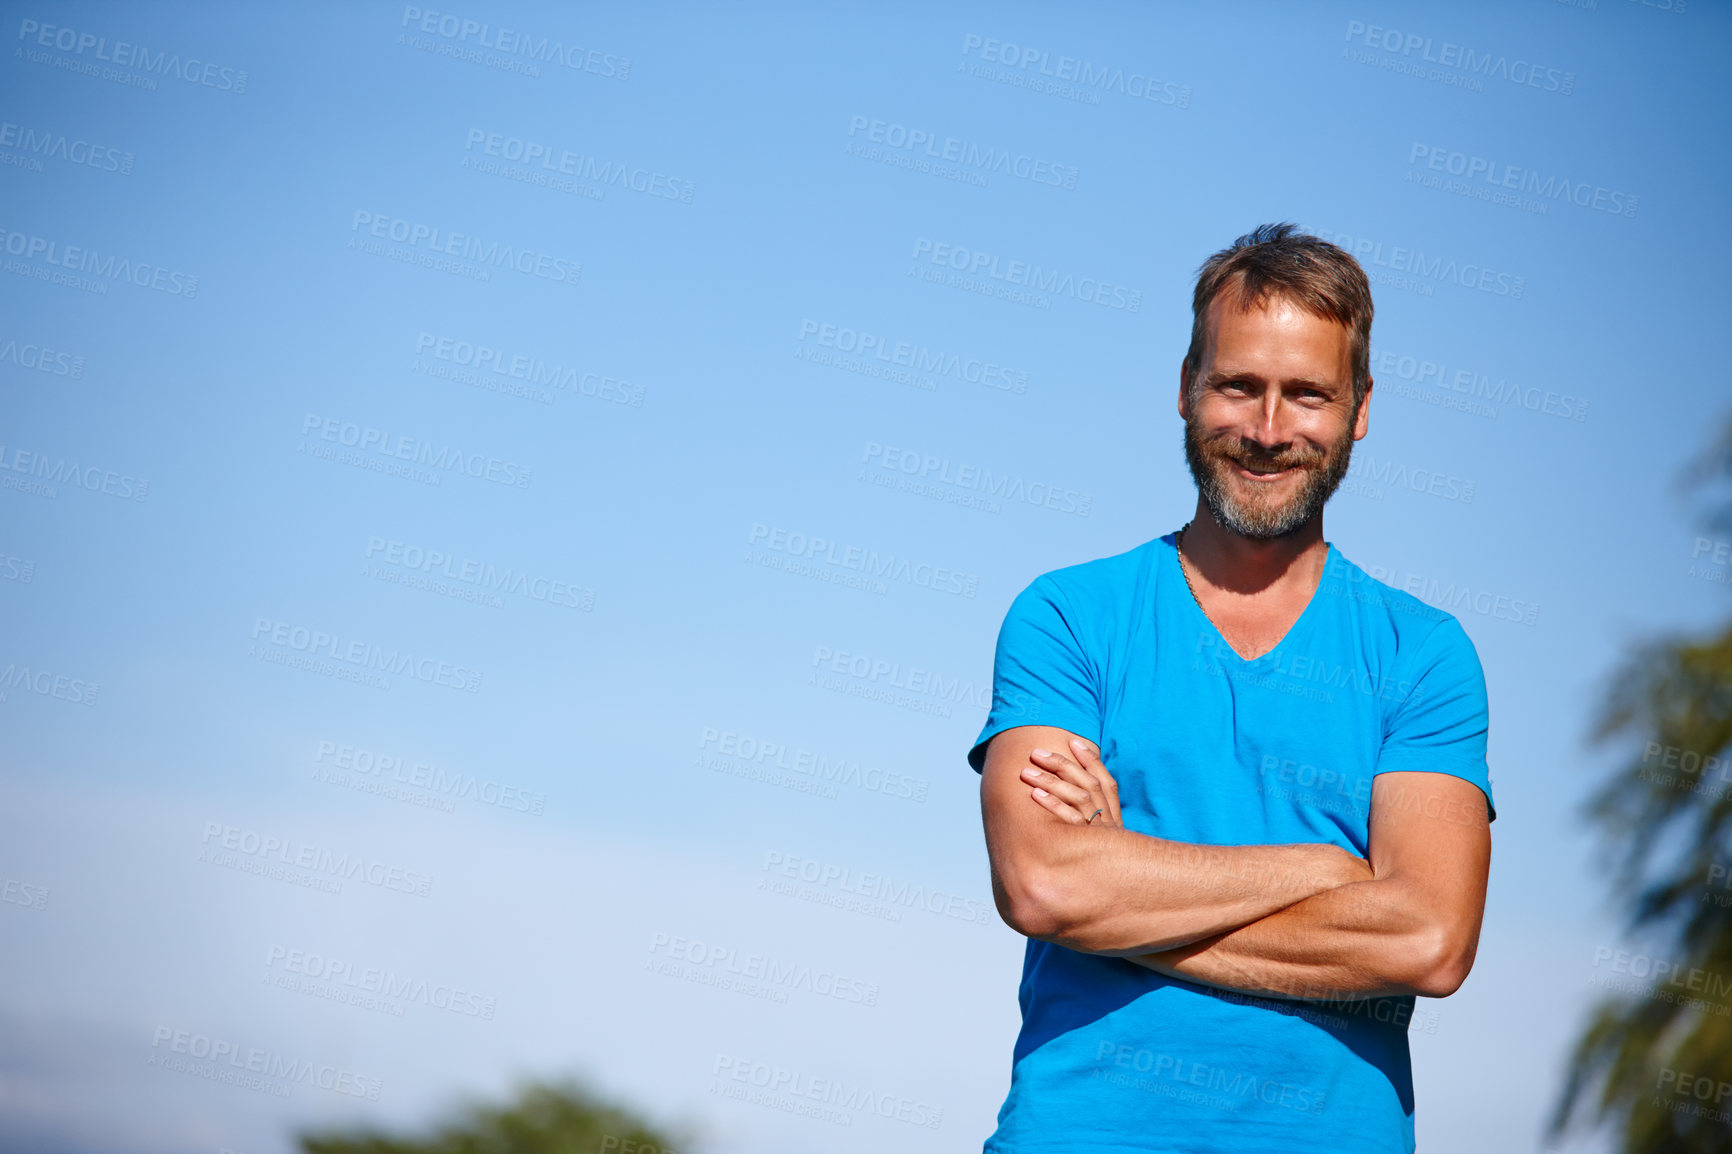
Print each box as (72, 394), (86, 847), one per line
(1230, 458), (1302, 479)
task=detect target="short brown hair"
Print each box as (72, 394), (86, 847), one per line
(1181, 223), (1374, 409)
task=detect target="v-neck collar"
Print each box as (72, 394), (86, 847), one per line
(1166, 531), (1334, 666)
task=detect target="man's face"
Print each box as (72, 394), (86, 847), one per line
(1179, 293), (1370, 540)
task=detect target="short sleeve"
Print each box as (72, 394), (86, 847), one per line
(966, 575), (1103, 773)
(1376, 616), (1496, 821)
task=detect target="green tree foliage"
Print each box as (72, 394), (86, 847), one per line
(1551, 420), (1732, 1151)
(298, 1078), (687, 1154)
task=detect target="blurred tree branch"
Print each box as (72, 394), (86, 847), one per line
(1551, 416), (1732, 1152)
(298, 1077), (688, 1154)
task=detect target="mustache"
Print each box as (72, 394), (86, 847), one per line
(1199, 434), (1328, 472)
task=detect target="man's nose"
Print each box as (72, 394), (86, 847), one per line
(1240, 431), (1292, 458)
(1245, 392), (1294, 448)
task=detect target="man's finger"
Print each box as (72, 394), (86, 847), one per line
(1021, 765), (1095, 811)
(1029, 786), (1085, 824)
(1069, 738), (1119, 792)
(1032, 747), (1108, 796)
(1027, 754), (1116, 829)
(1069, 738), (1123, 824)
(1030, 748), (1094, 787)
(1028, 750), (1110, 815)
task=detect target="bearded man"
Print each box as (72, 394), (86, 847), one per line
(969, 223), (1494, 1153)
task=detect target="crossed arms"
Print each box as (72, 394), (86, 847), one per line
(979, 725), (1492, 1000)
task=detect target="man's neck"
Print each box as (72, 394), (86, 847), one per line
(1179, 499), (1329, 597)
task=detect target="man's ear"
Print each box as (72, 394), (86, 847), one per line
(1352, 378), (1374, 441)
(1177, 363), (1192, 420)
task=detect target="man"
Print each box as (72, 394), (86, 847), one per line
(969, 223), (1493, 1153)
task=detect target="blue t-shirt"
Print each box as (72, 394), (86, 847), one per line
(967, 532), (1493, 1154)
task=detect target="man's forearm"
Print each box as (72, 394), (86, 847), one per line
(1120, 873), (1459, 999)
(1009, 825), (1370, 955)
(982, 728), (1371, 954)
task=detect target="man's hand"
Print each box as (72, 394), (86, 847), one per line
(1021, 738), (1123, 829)
(1024, 743), (1370, 891)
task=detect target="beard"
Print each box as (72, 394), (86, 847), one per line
(1182, 408), (1356, 541)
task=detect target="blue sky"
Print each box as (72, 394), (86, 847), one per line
(1, 2), (1727, 1151)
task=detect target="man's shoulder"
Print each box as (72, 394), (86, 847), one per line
(1321, 547), (1474, 652)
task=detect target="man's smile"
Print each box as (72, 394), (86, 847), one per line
(1231, 460), (1300, 480)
